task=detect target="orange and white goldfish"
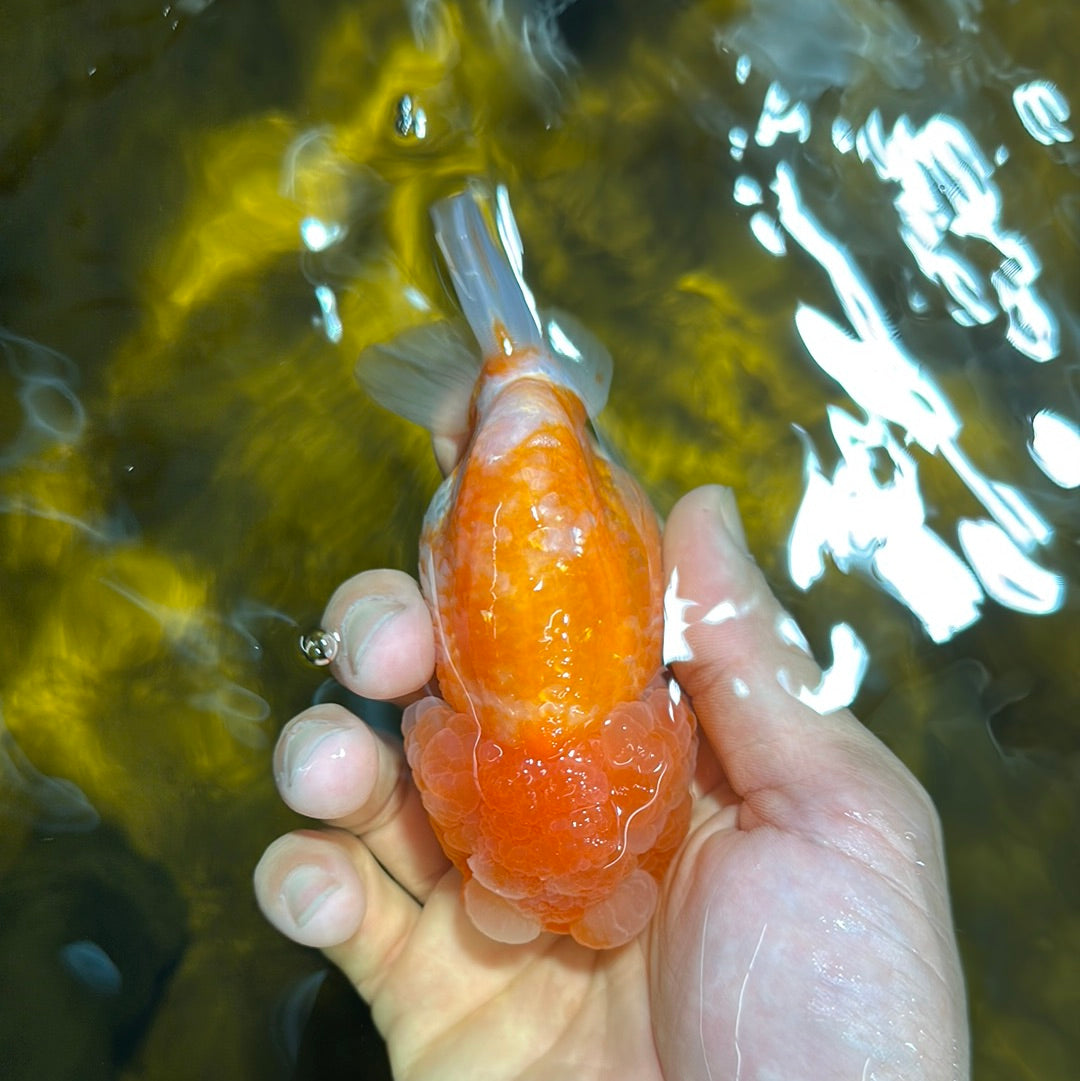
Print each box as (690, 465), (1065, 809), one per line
(358, 183), (697, 949)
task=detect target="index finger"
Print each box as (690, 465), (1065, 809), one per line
(319, 569), (436, 703)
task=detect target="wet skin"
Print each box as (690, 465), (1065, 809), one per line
(254, 485), (969, 1081)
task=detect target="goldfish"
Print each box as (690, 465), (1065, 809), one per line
(357, 183), (697, 949)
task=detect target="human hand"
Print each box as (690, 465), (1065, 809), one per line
(254, 485), (969, 1080)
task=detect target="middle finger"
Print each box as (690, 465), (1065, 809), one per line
(275, 704), (451, 902)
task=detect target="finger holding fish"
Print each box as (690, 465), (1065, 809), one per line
(664, 486), (933, 838)
(255, 826), (423, 972)
(319, 568), (435, 704)
(263, 566), (449, 912)
(663, 486), (834, 772)
(271, 702), (450, 902)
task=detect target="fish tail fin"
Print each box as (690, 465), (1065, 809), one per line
(434, 183), (613, 417)
(431, 183), (545, 359)
(358, 183), (613, 432)
(355, 183), (539, 438)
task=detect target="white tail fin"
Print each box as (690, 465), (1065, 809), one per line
(431, 183), (545, 358)
(435, 184), (612, 417)
(357, 183), (614, 430)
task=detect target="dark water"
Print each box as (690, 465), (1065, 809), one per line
(1, 0), (1077, 1078)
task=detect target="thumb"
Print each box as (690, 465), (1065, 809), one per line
(662, 486), (871, 810)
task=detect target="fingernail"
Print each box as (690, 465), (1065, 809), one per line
(707, 486), (750, 556)
(281, 865), (341, 929)
(341, 595), (405, 682)
(275, 717), (345, 793)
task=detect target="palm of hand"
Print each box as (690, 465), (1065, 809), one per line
(363, 772), (742, 1081)
(256, 488), (968, 1081)
(369, 870), (658, 1080)
(367, 734), (954, 1081)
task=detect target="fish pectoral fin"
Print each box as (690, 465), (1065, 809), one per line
(356, 318), (480, 438)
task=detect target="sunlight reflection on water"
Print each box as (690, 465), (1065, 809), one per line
(705, 32), (1074, 666)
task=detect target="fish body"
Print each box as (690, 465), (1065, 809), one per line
(359, 185), (696, 949)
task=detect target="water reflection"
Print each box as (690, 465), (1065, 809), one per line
(280, 128), (390, 344)
(853, 109), (1059, 361)
(59, 939), (124, 997)
(0, 329), (85, 468)
(0, 712), (100, 834)
(956, 517), (1066, 616)
(1013, 79), (1074, 147)
(100, 572), (287, 749)
(273, 968), (328, 1068)
(1029, 409), (1080, 488)
(0, 825), (187, 1081)
(781, 621), (869, 716)
(789, 407), (984, 644)
(713, 54), (1070, 641)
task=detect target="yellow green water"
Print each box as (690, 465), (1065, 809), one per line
(1, 1), (1077, 1078)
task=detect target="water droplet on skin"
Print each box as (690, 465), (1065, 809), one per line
(703, 599), (738, 624)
